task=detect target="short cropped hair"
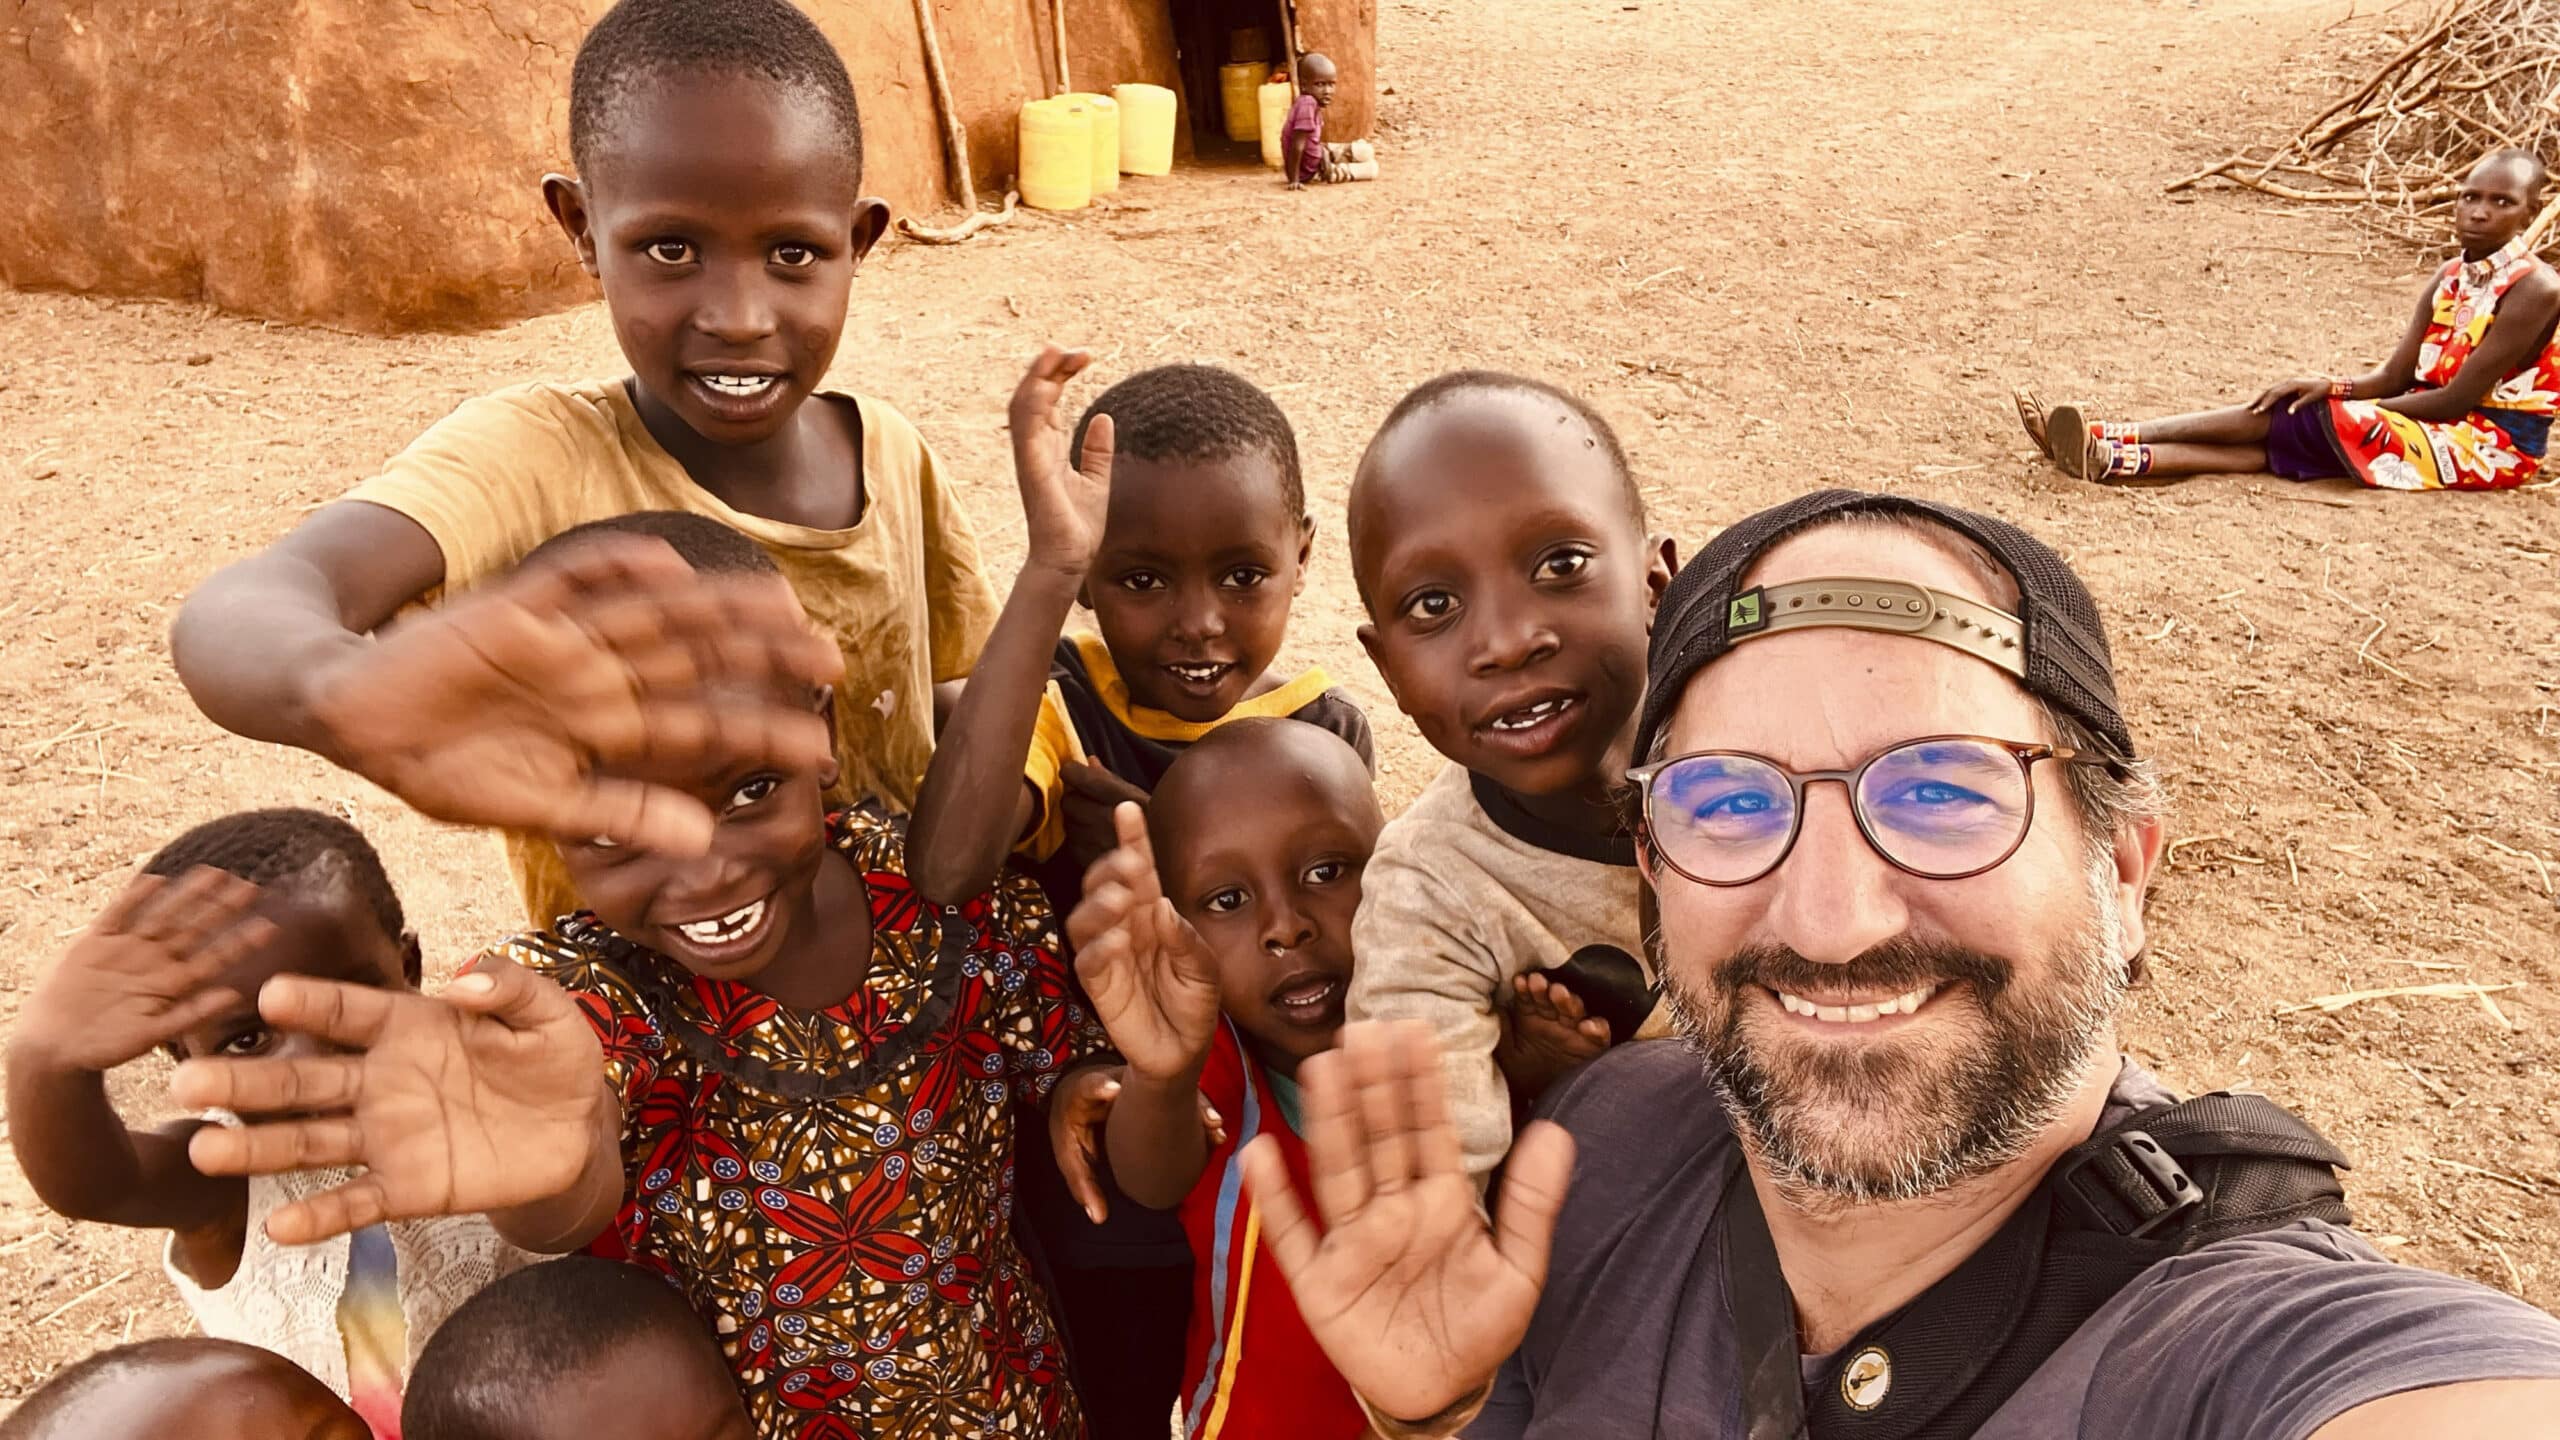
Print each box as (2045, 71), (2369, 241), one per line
(402, 1258), (727, 1440)
(2480, 147), (2550, 195)
(143, 807), (405, 945)
(1073, 364), (1306, 520)
(1351, 371), (1645, 559)
(569, 0), (863, 182)
(0, 1339), (320, 1439)
(522, 510), (780, 578)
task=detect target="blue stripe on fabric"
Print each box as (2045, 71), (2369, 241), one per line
(2484, 406), (2553, 458)
(1183, 1020), (1265, 1437)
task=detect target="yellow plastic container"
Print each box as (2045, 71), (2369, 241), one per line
(1067, 92), (1120, 195)
(1019, 97), (1093, 211)
(1219, 61), (1264, 143)
(1112, 82), (1176, 176)
(1257, 80), (1293, 169)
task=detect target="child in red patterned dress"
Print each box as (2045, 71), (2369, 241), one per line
(168, 512), (1110, 1440)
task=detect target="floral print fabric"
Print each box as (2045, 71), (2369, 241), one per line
(493, 806), (1101, 1439)
(2330, 237), (2560, 491)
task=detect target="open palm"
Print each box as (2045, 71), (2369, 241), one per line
(308, 536), (842, 855)
(1246, 1021), (1575, 1426)
(22, 868), (276, 1073)
(173, 958), (609, 1246)
(1007, 346), (1118, 578)
(1065, 801), (1223, 1082)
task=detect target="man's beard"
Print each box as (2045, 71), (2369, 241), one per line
(1658, 862), (2128, 1209)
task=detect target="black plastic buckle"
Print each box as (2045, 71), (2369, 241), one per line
(2057, 1129), (2203, 1239)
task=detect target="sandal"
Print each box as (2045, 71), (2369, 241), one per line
(2044, 401), (2090, 477)
(2013, 388), (2054, 460)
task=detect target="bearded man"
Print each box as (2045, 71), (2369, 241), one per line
(1239, 490), (2560, 1439)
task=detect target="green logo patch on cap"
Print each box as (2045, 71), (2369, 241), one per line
(1727, 590), (1767, 633)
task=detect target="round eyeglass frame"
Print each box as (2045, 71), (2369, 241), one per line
(1626, 734), (2112, 887)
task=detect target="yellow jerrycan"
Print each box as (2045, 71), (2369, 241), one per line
(1066, 92), (1120, 195)
(1112, 83), (1176, 176)
(1019, 97), (1093, 211)
(1219, 60), (1263, 142)
(1257, 78), (1293, 168)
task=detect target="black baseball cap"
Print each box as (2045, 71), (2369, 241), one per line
(1633, 489), (2136, 767)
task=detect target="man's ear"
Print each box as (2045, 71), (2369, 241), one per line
(847, 198), (892, 274)
(542, 174), (601, 277)
(1292, 515), (1317, 597)
(399, 932), (425, 989)
(2110, 813), (2167, 970)
(1642, 532), (1680, 633)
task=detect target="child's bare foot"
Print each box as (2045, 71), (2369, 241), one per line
(1496, 971), (1612, 1107)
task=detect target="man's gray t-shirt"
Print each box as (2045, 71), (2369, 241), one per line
(1467, 1042), (2560, 1439)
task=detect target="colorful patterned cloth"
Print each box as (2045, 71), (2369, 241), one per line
(495, 806), (1103, 1440)
(1176, 1020), (1367, 1440)
(2329, 237), (2560, 490)
(337, 1226), (408, 1440)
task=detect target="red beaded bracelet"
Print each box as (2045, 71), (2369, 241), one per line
(2328, 377), (2355, 398)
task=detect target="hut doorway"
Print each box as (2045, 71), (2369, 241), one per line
(1165, 0), (1295, 154)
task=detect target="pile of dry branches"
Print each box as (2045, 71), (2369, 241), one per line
(2169, 0), (2560, 252)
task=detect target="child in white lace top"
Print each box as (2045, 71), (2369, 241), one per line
(3, 809), (521, 1439)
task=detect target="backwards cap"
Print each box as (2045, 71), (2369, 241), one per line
(1633, 489), (2136, 766)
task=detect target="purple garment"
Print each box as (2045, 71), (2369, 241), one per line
(2265, 402), (2350, 481)
(1286, 93), (1325, 183)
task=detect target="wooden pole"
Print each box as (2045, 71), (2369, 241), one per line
(1052, 0), (1072, 95)
(912, 0), (978, 211)
(898, 0), (1018, 244)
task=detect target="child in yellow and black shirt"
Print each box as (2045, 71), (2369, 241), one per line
(905, 349), (1369, 1440)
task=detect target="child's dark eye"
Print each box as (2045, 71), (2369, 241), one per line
(727, 777), (781, 812)
(1535, 548), (1595, 582)
(1303, 860), (1348, 886)
(643, 240), (696, 266)
(1202, 888), (1247, 915)
(1117, 572), (1167, 593)
(1401, 589), (1458, 623)
(773, 243), (820, 268)
(217, 1027), (276, 1059)
(1219, 567), (1270, 590)
(584, 835), (622, 852)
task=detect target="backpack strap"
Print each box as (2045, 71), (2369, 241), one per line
(1722, 1091), (2354, 1440)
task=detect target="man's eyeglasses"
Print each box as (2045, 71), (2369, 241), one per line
(1626, 735), (2111, 887)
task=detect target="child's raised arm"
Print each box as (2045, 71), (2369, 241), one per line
(1065, 804), (1225, 1209)
(907, 348), (1116, 905)
(5, 869), (272, 1245)
(171, 958), (623, 1254)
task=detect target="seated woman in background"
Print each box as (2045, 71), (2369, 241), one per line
(2018, 148), (2557, 491)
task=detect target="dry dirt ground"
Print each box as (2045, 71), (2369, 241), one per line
(0, 0), (2554, 1400)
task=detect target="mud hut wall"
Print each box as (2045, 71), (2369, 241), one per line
(0, 0), (1185, 334)
(1293, 0), (1376, 139)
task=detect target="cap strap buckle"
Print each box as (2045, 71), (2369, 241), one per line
(1725, 576), (2026, 679)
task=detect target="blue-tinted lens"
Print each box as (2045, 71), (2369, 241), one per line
(1855, 739), (2030, 874)
(1650, 753), (1797, 881)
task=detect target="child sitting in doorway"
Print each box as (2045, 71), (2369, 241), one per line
(1284, 54), (1378, 189)
(169, 511), (1107, 1440)
(171, 0), (1002, 930)
(1065, 718), (1385, 1439)
(4, 810), (522, 1439)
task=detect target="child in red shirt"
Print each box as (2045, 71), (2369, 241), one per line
(1062, 719), (1382, 1438)
(1283, 54), (1377, 190)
